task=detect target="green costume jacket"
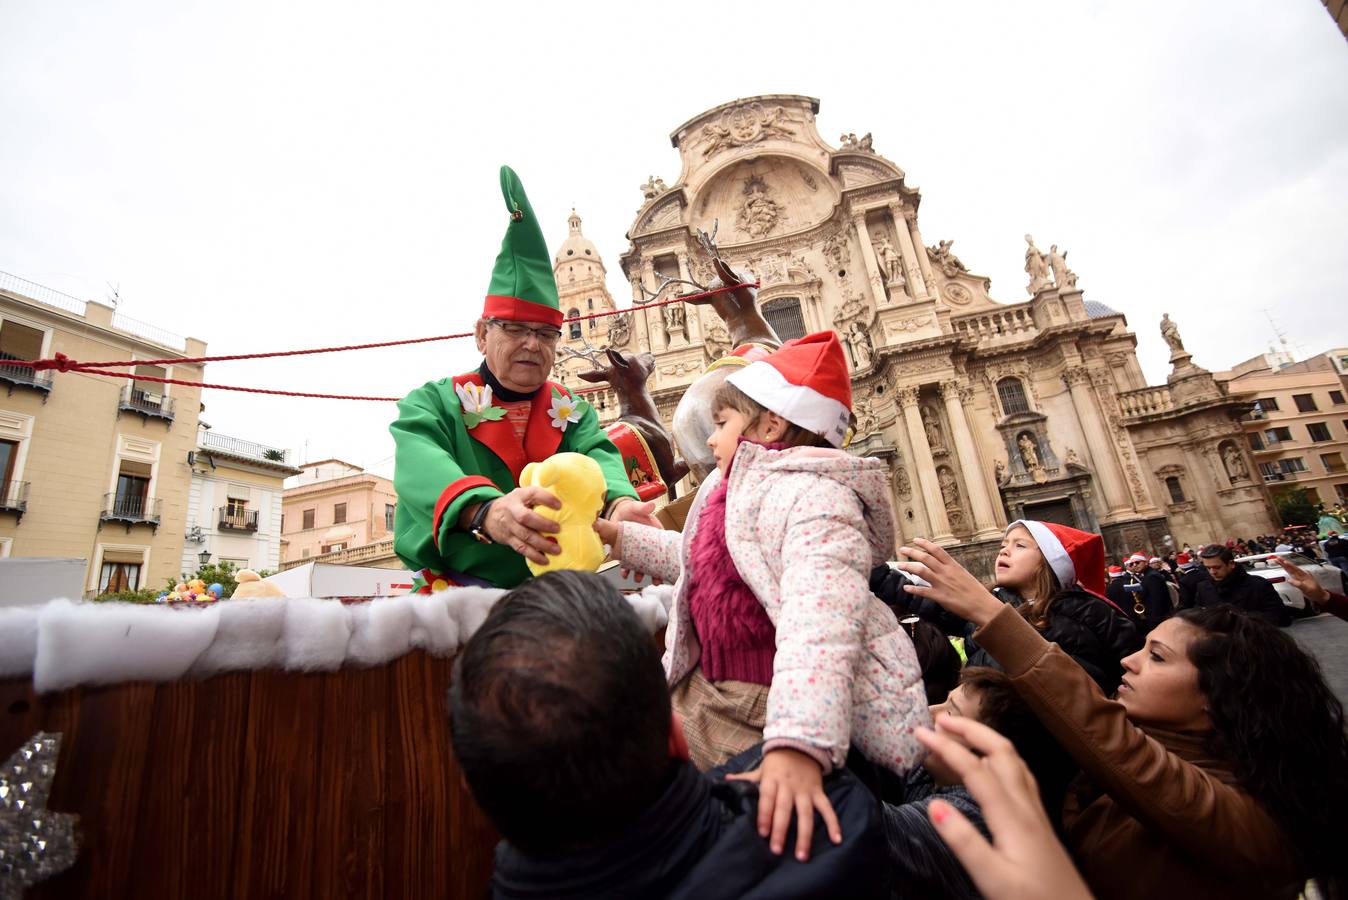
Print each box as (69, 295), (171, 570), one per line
(390, 370), (637, 588)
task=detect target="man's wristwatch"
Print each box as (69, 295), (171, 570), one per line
(468, 499), (496, 544)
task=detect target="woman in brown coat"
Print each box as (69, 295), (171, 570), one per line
(893, 537), (1348, 900)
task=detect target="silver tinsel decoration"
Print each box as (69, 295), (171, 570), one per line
(0, 732), (78, 900)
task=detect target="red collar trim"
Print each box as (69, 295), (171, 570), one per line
(453, 373), (569, 482)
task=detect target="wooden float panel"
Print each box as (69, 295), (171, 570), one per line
(0, 651), (498, 899)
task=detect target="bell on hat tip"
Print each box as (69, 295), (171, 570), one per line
(511, 208), (524, 222)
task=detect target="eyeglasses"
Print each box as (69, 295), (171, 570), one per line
(487, 319), (563, 345)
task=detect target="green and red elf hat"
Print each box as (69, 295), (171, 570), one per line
(483, 166), (565, 327)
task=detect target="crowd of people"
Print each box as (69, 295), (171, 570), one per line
(395, 171), (1348, 899)
(443, 328), (1348, 900)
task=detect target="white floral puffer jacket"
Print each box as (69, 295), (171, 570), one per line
(619, 442), (930, 774)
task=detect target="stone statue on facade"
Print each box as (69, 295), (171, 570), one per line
(737, 175), (782, 238)
(994, 458), (1007, 484)
(823, 232), (851, 272)
(1160, 313), (1185, 355)
(639, 175), (667, 200)
(1064, 446), (1082, 467)
(1048, 244), (1077, 290)
(928, 239), (968, 277)
(1222, 443), (1250, 482)
(846, 321), (875, 370)
(839, 132), (873, 152)
(939, 468), (962, 509)
(1018, 432), (1041, 469)
(1024, 235), (1051, 295)
(922, 407), (945, 451)
(663, 300), (686, 335)
(607, 312), (630, 348)
(872, 232), (902, 283)
(703, 322), (731, 361)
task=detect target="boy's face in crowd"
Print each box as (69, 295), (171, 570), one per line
(926, 684), (987, 785)
(1201, 555), (1236, 582)
(994, 526), (1044, 592)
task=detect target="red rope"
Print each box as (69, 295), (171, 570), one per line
(9, 281), (758, 402)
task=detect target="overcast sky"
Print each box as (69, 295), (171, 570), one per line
(3, 0), (1346, 478)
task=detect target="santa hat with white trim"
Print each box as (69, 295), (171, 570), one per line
(725, 331), (853, 448)
(1126, 552), (1148, 564)
(1008, 519), (1107, 599)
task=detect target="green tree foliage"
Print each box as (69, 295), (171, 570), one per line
(92, 587), (161, 604)
(1274, 487), (1323, 528)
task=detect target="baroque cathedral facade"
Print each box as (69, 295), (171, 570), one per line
(551, 95), (1277, 576)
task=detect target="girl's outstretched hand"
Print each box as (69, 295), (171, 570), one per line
(727, 747), (841, 862)
(895, 537), (1002, 627)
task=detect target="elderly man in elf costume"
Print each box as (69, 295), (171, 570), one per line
(391, 167), (658, 591)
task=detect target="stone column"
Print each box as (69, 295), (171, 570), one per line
(898, 385), (953, 541)
(676, 251), (701, 342)
(628, 275), (651, 352)
(888, 203), (928, 299)
(641, 259), (668, 352)
(849, 211), (888, 308)
(906, 209), (938, 292)
(1062, 366), (1131, 516)
(940, 380), (1001, 538)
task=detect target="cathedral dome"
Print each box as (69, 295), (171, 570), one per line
(553, 209), (606, 271)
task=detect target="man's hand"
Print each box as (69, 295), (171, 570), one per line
(484, 487), (561, 565)
(607, 497), (662, 529)
(1273, 555), (1330, 607)
(727, 747), (841, 862)
(895, 537), (1003, 627)
(919, 716), (1093, 900)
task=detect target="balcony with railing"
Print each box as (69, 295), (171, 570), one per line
(100, 492), (162, 530)
(0, 481), (28, 523)
(1117, 386), (1176, 419)
(200, 431), (290, 464)
(951, 304), (1039, 345)
(118, 384), (176, 423)
(217, 506), (259, 532)
(0, 352), (54, 397)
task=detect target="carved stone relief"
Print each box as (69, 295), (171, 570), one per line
(736, 174), (784, 238)
(699, 102), (796, 157)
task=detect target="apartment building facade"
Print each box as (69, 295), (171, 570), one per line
(1227, 352), (1348, 507)
(280, 459), (399, 563)
(182, 427), (301, 576)
(0, 271), (206, 595)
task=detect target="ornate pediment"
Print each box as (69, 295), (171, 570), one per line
(695, 102), (799, 159)
(633, 195), (684, 236)
(833, 158), (898, 189)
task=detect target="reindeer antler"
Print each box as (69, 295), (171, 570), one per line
(557, 331), (608, 367)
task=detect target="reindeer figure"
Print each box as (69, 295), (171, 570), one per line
(560, 338), (690, 499)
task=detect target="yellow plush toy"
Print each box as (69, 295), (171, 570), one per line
(231, 569), (287, 599)
(519, 452), (608, 576)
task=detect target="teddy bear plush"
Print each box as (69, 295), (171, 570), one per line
(231, 568), (286, 599)
(518, 452), (608, 576)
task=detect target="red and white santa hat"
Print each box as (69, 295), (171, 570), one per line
(1126, 552), (1148, 564)
(725, 331), (853, 448)
(1008, 519), (1107, 599)
(1107, 565), (1124, 577)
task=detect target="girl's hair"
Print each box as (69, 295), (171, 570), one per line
(1176, 606), (1348, 894)
(712, 381), (833, 449)
(1002, 524), (1063, 630)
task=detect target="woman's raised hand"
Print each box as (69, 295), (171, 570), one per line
(895, 538), (1003, 627)
(919, 716), (1093, 900)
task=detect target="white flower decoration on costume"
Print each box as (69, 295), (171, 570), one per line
(548, 389), (587, 433)
(455, 381), (505, 429)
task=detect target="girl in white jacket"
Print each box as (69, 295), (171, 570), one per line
(597, 332), (929, 862)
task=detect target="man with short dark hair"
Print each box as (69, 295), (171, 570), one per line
(1193, 544), (1289, 626)
(449, 571), (888, 899)
(1322, 530), (1348, 574)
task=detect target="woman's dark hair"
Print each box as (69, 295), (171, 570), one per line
(1177, 607), (1348, 894)
(959, 666), (1077, 820)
